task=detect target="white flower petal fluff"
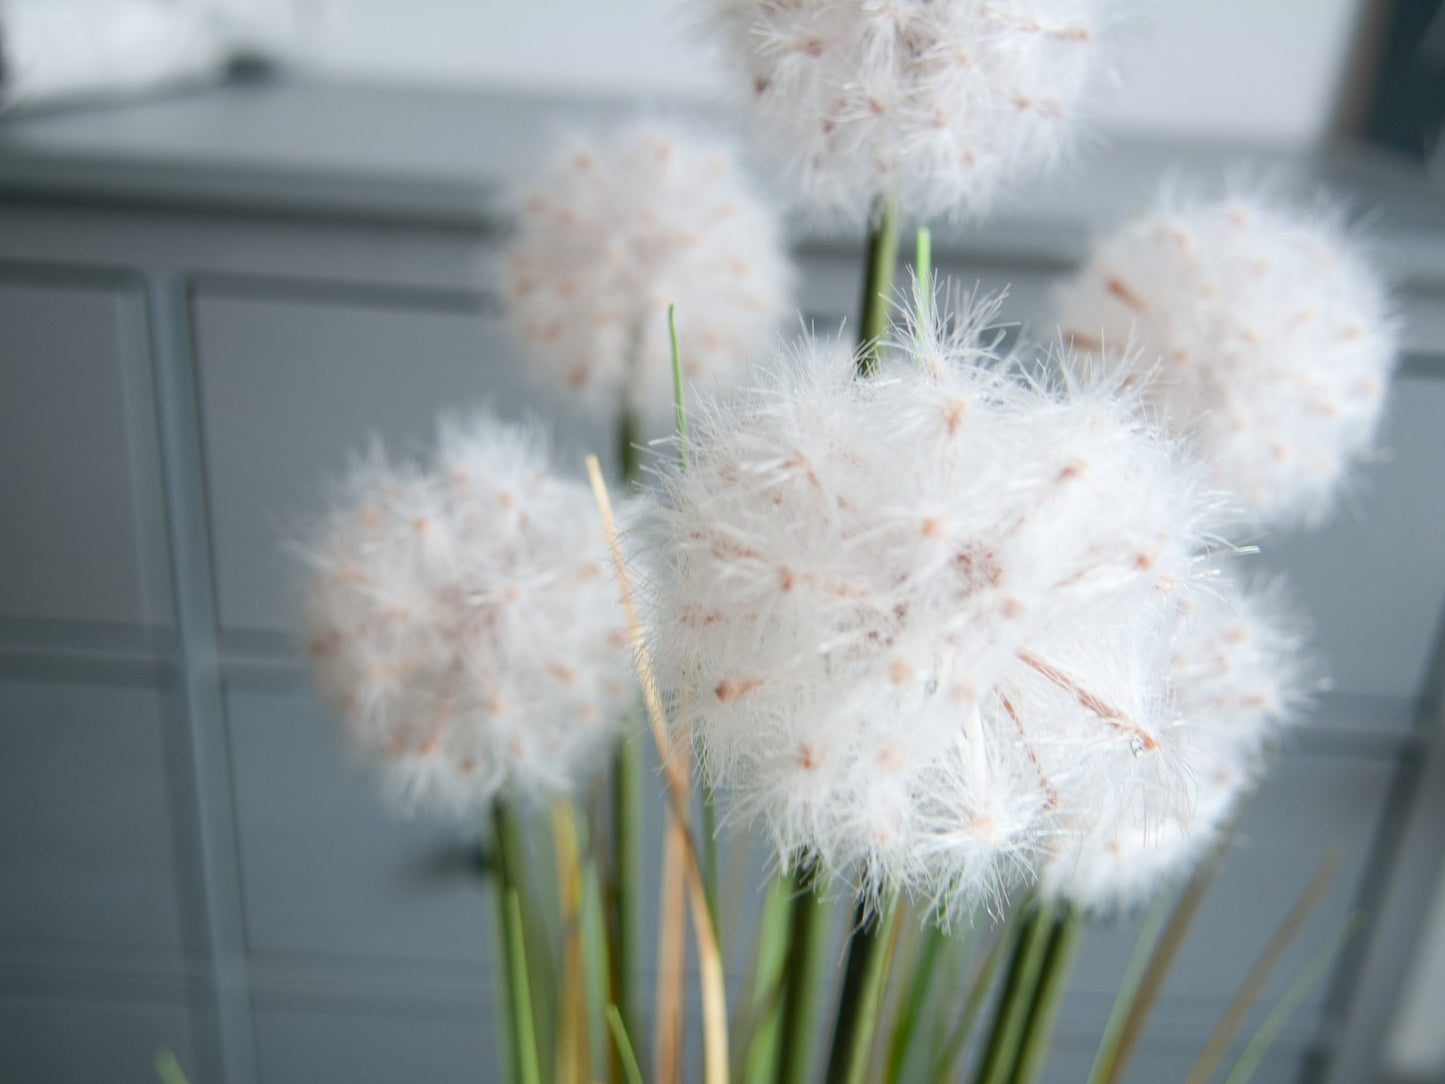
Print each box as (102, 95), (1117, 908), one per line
(706, 0), (1115, 221)
(641, 291), (1223, 914)
(302, 414), (632, 817)
(503, 123), (794, 431)
(1041, 579), (1312, 912)
(1056, 191), (1399, 528)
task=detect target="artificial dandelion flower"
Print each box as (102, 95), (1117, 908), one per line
(301, 413), (632, 817)
(1041, 579), (1312, 912)
(502, 123), (794, 432)
(1056, 190), (1399, 528)
(705, 0), (1115, 221)
(641, 289), (1224, 913)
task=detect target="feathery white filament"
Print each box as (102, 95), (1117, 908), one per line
(503, 123), (794, 431)
(705, 0), (1115, 222)
(1041, 579), (1312, 912)
(301, 414), (632, 817)
(642, 288), (1224, 914)
(1056, 190), (1399, 528)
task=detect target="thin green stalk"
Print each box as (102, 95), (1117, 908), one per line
(1184, 850), (1340, 1084)
(741, 873), (793, 1084)
(774, 856), (830, 1084)
(825, 890), (903, 1084)
(580, 831), (612, 1082)
(494, 800), (555, 1084)
(669, 304), (690, 470)
(930, 919), (1017, 1084)
(885, 918), (948, 1084)
(608, 734), (643, 1072)
(505, 887), (545, 1084)
(1010, 909), (1084, 1084)
(1098, 845), (1226, 1084)
(975, 903), (1057, 1084)
(1085, 895), (1170, 1084)
(857, 192), (901, 375)
(154, 1049), (189, 1084)
(914, 226), (933, 328)
(607, 1005), (647, 1084)
(618, 409), (640, 485)
(1222, 914), (1361, 1084)
(668, 305), (719, 928)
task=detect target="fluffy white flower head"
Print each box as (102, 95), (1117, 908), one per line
(1041, 579), (1312, 912)
(642, 288), (1223, 914)
(302, 414), (632, 817)
(705, 0), (1114, 221)
(503, 123), (794, 431)
(1056, 190), (1399, 528)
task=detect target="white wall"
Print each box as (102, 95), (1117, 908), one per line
(293, 0), (1370, 145)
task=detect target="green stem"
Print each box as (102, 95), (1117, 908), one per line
(606, 1005), (647, 1084)
(975, 903), (1057, 1084)
(742, 873), (793, 1084)
(618, 408), (640, 485)
(825, 890), (902, 1084)
(1098, 849), (1224, 1084)
(930, 919), (1016, 1084)
(1221, 913), (1360, 1084)
(1085, 895), (1170, 1084)
(773, 856), (830, 1084)
(608, 735), (642, 1071)
(493, 801), (543, 1084)
(1009, 909), (1084, 1084)
(857, 192), (901, 376)
(505, 888), (545, 1084)
(885, 918), (947, 1084)
(914, 226), (932, 329)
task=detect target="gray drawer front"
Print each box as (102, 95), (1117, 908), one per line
(226, 688), (495, 965)
(0, 995), (197, 1082)
(191, 288), (615, 636)
(1257, 373), (1445, 699)
(0, 678), (186, 966)
(0, 275), (171, 629)
(253, 1000), (494, 1084)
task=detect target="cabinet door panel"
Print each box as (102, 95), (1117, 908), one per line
(0, 276), (171, 629)
(192, 289), (614, 635)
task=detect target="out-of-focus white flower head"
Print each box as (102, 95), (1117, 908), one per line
(704, 0), (1115, 222)
(301, 413), (632, 817)
(1056, 189), (1399, 529)
(502, 123), (794, 432)
(641, 285), (1224, 915)
(1041, 579), (1312, 912)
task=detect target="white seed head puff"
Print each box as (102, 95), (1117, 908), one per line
(1041, 578), (1312, 912)
(705, 0), (1115, 222)
(503, 123), (794, 431)
(301, 414), (632, 818)
(1056, 190), (1399, 528)
(641, 288), (1223, 914)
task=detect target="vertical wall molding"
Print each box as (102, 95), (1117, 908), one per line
(146, 271), (257, 1084)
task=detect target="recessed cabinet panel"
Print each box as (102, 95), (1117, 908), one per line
(192, 288), (615, 635)
(254, 1000), (494, 1084)
(226, 689), (496, 965)
(0, 996), (197, 1082)
(0, 276), (171, 628)
(1256, 374), (1445, 699)
(0, 679), (186, 965)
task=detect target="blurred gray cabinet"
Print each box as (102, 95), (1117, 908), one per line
(0, 80), (1442, 1084)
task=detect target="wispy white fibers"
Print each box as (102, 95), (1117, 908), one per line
(301, 414), (632, 818)
(704, 0), (1116, 222)
(1041, 579), (1313, 912)
(640, 286), (1226, 916)
(502, 123), (794, 431)
(1056, 189), (1399, 529)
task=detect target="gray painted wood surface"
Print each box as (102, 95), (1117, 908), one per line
(0, 78), (1441, 1083)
